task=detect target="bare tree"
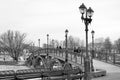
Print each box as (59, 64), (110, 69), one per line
(114, 38), (120, 54)
(0, 30), (28, 62)
(62, 35), (82, 49)
(54, 40), (59, 48)
(42, 39), (60, 48)
(68, 36), (75, 48)
(94, 37), (104, 50)
(103, 37), (112, 53)
(43, 35), (84, 49)
(59, 41), (64, 48)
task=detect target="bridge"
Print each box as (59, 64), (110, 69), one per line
(29, 48), (85, 69)
(0, 48), (85, 80)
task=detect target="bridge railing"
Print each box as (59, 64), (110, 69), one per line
(35, 48), (85, 63)
(34, 48), (85, 57)
(95, 49), (120, 65)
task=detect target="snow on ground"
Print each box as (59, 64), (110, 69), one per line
(0, 55), (29, 72)
(0, 65), (30, 72)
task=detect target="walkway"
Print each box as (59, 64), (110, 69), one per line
(40, 52), (120, 80)
(92, 59), (120, 80)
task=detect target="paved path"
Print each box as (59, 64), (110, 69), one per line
(92, 59), (120, 80)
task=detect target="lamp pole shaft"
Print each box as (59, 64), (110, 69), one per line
(92, 34), (95, 58)
(84, 24), (91, 80)
(65, 34), (68, 62)
(85, 24), (89, 59)
(47, 35), (49, 57)
(39, 39), (40, 48)
(91, 33), (94, 71)
(52, 40), (54, 48)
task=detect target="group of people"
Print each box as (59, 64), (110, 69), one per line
(56, 46), (62, 49)
(74, 47), (82, 53)
(56, 46), (82, 53)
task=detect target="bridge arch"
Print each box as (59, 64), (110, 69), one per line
(26, 54), (48, 69)
(33, 55), (47, 68)
(51, 58), (63, 68)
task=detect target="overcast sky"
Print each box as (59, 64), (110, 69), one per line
(0, 0), (120, 46)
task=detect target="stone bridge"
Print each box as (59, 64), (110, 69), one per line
(26, 48), (85, 70)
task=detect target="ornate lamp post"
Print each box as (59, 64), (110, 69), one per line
(65, 29), (68, 62)
(32, 43), (35, 55)
(38, 39), (40, 49)
(91, 30), (95, 71)
(47, 34), (49, 57)
(79, 3), (94, 80)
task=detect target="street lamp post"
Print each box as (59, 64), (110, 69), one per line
(38, 39), (40, 49)
(113, 49), (116, 64)
(52, 39), (55, 57)
(79, 3), (94, 80)
(32, 43), (35, 55)
(47, 34), (49, 57)
(91, 30), (95, 71)
(65, 29), (68, 62)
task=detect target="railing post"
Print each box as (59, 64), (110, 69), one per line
(59, 50), (60, 56)
(113, 50), (116, 64)
(81, 53), (83, 64)
(106, 50), (108, 62)
(75, 55), (77, 63)
(56, 49), (57, 56)
(62, 51), (63, 57)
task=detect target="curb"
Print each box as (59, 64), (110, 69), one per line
(91, 69), (106, 78)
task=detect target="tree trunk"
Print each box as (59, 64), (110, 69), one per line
(13, 57), (18, 62)
(13, 52), (19, 62)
